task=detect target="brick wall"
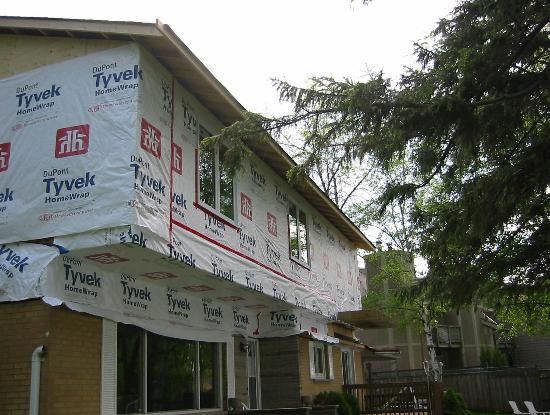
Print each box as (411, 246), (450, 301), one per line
(0, 300), (102, 415)
(0, 300), (50, 415)
(298, 336), (344, 400)
(42, 304), (102, 414)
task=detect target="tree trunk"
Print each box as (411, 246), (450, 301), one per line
(420, 304), (442, 382)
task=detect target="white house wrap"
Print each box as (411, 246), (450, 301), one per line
(0, 44), (363, 339)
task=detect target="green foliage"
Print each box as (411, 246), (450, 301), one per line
(218, 0), (550, 314)
(479, 347), (508, 368)
(313, 391), (359, 415)
(362, 249), (447, 333)
(443, 389), (471, 415)
(492, 292), (550, 337)
(343, 392), (360, 415)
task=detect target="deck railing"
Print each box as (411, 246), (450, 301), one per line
(343, 382), (443, 415)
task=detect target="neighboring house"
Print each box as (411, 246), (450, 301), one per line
(511, 335), (550, 370)
(358, 249), (499, 376)
(0, 17), (376, 415)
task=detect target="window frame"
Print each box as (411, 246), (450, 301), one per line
(341, 348), (356, 385)
(116, 324), (223, 414)
(196, 127), (237, 227)
(308, 340), (333, 381)
(287, 200), (310, 268)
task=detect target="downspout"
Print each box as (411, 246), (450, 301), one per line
(29, 345), (46, 415)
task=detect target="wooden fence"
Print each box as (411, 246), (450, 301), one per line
(371, 367), (550, 412)
(344, 382), (443, 415)
(444, 368), (550, 411)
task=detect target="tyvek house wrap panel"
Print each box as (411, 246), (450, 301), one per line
(170, 82), (198, 228)
(0, 44), (140, 243)
(42, 224), (336, 342)
(0, 42), (362, 317)
(0, 241), (59, 302)
(133, 49), (172, 241)
(170, 82), (362, 315)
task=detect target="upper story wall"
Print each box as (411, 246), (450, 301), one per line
(0, 35), (362, 318)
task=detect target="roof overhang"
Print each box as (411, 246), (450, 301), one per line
(337, 309), (395, 329)
(0, 16), (374, 251)
(363, 345), (401, 361)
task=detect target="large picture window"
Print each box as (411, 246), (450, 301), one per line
(288, 201), (309, 265)
(199, 128), (235, 220)
(117, 324), (222, 414)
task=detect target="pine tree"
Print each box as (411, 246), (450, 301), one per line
(212, 0), (550, 306)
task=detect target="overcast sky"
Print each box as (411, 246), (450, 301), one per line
(3, 0), (458, 115)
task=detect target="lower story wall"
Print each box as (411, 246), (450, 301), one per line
(259, 336), (301, 408)
(0, 300), (102, 415)
(299, 336), (343, 399)
(0, 300), (50, 415)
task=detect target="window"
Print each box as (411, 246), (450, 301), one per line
(308, 341), (333, 380)
(117, 324), (222, 414)
(435, 325), (462, 348)
(199, 128), (235, 220)
(288, 201), (309, 265)
(341, 350), (355, 385)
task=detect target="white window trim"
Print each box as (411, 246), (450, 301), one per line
(308, 340), (334, 381)
(247, 338), (262, 409)
(197, 129), (236, 223)
(101, 319), (117, 415)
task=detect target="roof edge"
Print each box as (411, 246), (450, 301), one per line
(154, 20), (245, 119)
(0, 15), (160, 36)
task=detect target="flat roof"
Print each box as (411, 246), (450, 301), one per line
(0, 16), (374, 250)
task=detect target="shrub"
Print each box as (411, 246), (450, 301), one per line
(342, 393), (359, 415)
(480, 347), (508, 368)
(314, 391), (358, 415)
(443, 388), (471, 415)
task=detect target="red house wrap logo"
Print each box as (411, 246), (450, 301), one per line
(267, 212), (277, 237)
(240, 192), (252, 220)
(55, 124), (89, 158)
(141, 118), (161, 158)
(0, 143), (11, 172)
(172, 143), (183, 174)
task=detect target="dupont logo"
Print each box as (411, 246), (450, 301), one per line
(55, 124), (89, 158)
(0, 143), (11, 173)
(140, 118), (161, 158)
(172, 143), (183, 174)
(86, 253), (129, 264)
